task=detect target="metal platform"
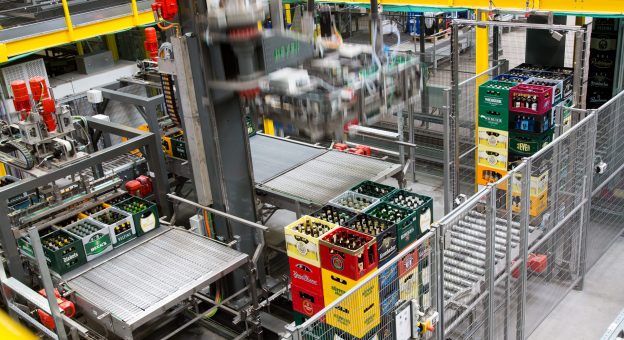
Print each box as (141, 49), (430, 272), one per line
(250, 134), (402, 211)
(64, 227), (248, 339)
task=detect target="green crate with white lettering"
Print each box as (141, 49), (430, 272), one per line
(18, 228), (87, 275)
(64, 219), (113, 261)
(114, 196), (160, 236)
(478, 80), (516, 110)
(509, 128), (555, 156)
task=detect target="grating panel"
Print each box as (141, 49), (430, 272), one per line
(260, 150), (401, 205)
(250, 134), (326, 184)
(66, 228), (248, 327)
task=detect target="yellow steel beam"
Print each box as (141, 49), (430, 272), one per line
(318, 0), (624, 16)
(0, 10), (154, 62)
(475, 10), (489, 189)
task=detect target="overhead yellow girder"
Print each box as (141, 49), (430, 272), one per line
(319, 0), (624, 16)
(0, 0), (154, 63)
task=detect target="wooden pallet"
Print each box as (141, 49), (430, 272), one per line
(412, 32), (450, 43)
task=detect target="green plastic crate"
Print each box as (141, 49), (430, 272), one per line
(384, 190), (434, 235)
(114, 196), (160, 236)
(350, 180), (397, 200)
(509, 129), (555, 156)
(478, 106), (509, 131)
(365, 202), (418, 250)
(478, 80), (516, 110)
(18, 228), (87, 275)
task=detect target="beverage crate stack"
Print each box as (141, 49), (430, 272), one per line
(17, 193), (161, 275)
(285, 180), (435, 338)
(477, 80), (514, 188)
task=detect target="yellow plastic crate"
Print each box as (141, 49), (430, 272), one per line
(478, 127), (509, 149)
(512, 170), (549, 197)
(399, 267), (419, 301)
(285, 216), (338, 267)
(322, 269), (380, 338)
(512, 191), (548, 217)
(478, 145), (508, 170)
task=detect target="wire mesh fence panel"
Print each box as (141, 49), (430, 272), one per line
(292, 232), (439, 340)
(587, 91), (624, 268)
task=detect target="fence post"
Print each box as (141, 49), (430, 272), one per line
(443, 88), (452, 214)
(450, 21), (460, 209)
(485, 185), (497, 339)
(504, 174), (513, 340)
(575, 113), (598, 290)
(516, 160), (531, 340)
(435, 224), (446, 340)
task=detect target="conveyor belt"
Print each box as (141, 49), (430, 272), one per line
(65, 228), (248, 334)
(257, 149), (401, 206)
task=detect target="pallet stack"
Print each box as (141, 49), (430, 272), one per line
(286, 180), (434, 338)
(477, 63), (574, 217)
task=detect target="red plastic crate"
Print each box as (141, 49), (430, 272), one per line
(319, 227), (378, 281)
(509, 84), (553, 115)
(398, 247), (419, 278)
(289, 256), (323, 293)
(291, 283), (324, 317)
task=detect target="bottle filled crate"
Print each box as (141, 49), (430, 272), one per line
(366, 202), (418, 251)
(399, 267), (419, 301)
(509, 84), (553, 115)
(319, 227), (378, 280)
(398, 247), (419, 277)
(114, 196), (160, 236)
(346, 214), (397, 266)
(476, 164), (508, 190)
(510, 110), (552, 133)
(478, 127), (509, 149)
(311, 204), (356, 226)
(525, 77), (564, 105)
(18, 228), (87, 275)
(512, 191), (548, 217)
(478, 80), (517, 110)
(105, 192), (133, 206)
(285, 216), (337, 267)
(64, 219), (113, 261)
(512, 63), (550, 73)
(478, 106), (508, 131)
(512, 168), (550, 197)
(478, 145), (508, 170)
(291, 282), (325, 317)
(289, 256), (323, 293)
(328, 191), (379, 213)
(493, 74), (531, 84)
(322, 269), (381, 338)
(384, 190), (434, 235)
(378, 265), (399, 315)
(509, 129), (554, 156)
(350, 180), (396, 200)
(91, 207), (136, 247)
(540, 68), (573, 98)
(78, 203), (112, 218)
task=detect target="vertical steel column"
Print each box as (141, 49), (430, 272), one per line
(485, 185), (497, 340)
(575, 113), (598, 290)
(29, 227), (68, 340)
(516, 161), (531, 340)
(450, 22), (460, 207)
(0, 201), (25, 282)
(269, 0), (285, 32)
(443, 88), (452, 214)
(504, 175), (513, 340)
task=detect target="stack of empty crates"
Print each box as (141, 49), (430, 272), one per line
(477, 63), (574, 217)
(286, 180), (434, 338)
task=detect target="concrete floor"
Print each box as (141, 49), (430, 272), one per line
(529, 235), (624, 340)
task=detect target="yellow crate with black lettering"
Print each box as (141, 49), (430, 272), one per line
(478, 127), (509, 150)
(478, 145), (508, 171)
(399, 267), (419, 301)
(512, 191), (548, 217)
(322, 269), (380, 338)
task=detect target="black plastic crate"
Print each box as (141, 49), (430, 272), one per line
(350, 180), (396, 199)
(346, 214), (397, 265)
(311, 205), (356, 226)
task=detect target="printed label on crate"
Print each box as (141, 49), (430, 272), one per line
(484, 97), (503, 106)
(479, 113), (503, 125)
(18, 238), (34, 257)
(516, 142), (531, 153)
(140, 214), (157, 233)
(400, 226), (416, 243)
(295, 238), (310, 256)
(116, 230), (135, 244)
(420, 208), (432, 232)
(378, 237), (397, 260)
(331, 254), (345, 271)
(85, 234), (112, 256)
(62, 252), (79, 264)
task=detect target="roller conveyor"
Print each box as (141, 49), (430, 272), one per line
(64, 228), (248, 339)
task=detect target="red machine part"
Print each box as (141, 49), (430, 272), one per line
(37, 289), (75, 330)
(11, 80), (31, 112)
(126, 175), (153, 198)
(29, 76), (49, 102)
(40, 97), (57, 132)
(144, 27), (159, 62)
(332, 143), (372, 156)
(151, 0), (178, 21)
(512, 253), (548, 278)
